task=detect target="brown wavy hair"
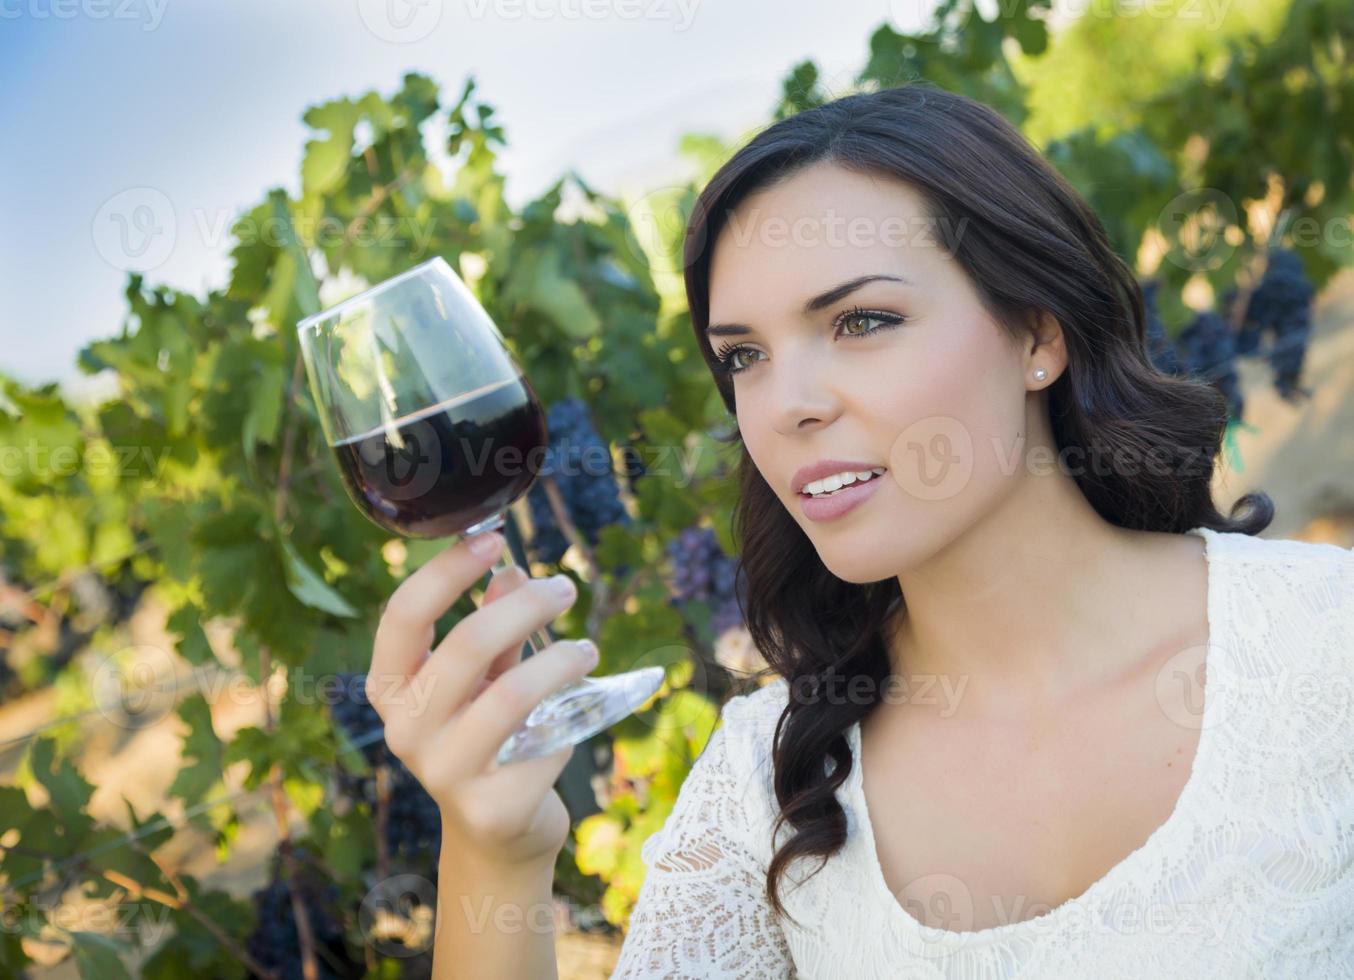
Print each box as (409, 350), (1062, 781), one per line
(680, 82), (1273, 924)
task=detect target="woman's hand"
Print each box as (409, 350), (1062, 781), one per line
(367, 531), (597, 870)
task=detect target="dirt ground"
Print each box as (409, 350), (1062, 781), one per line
(1211, 269), (1354, 545)
(4, 269), (1353, 978)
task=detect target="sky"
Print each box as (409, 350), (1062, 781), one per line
(0, 0), (938, 402)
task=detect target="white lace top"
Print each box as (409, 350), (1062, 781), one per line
(610, 526), (1354, 979)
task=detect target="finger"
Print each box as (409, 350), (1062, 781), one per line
(477, 565), (531, 694)
(482, 563), (528, 607)
(445, 745), (574, 840)
(416, 575), (578, 723)
(369, 531), (505, 712)
(473, 744), (574, 799)
(455, 638), (598, 771)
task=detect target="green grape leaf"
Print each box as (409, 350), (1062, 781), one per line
(595, 523), (644, 571)
(527, 250), (601, 338)
(27, 738), (94, 836)
(82, 825), (172, 895)
(138, 879), (253, 978)
(169, 695), (223, 806)
(241, 354), (286, 463)
(166, 603), (214, 666)
(300, 98), (361, 197)
(278, 536), (359, 617)
(227, 201), (280, 299)
(70, 932), (134, 980)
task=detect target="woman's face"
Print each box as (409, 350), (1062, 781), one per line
(705, 162), (1050, 583)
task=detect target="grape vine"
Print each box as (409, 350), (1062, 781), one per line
(526, 397), (631, 565)
(2, 4), (1351, 973)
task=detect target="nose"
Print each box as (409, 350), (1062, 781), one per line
(770, 346), (842, 435)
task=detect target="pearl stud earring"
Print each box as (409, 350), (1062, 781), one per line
(1033, 368), (1047, 382)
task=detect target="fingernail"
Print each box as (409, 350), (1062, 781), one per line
(469, 533), (501, 556)
(548, 574), (575, 596)
(577, 640), (598, 666)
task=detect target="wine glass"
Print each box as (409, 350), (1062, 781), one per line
(296, 256), (665, 766)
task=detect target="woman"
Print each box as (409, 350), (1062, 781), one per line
(367, 84), (1354, 978)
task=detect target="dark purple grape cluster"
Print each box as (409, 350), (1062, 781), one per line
(327, 672), (385, 804)
(527, 397), (631, 565)
(327, 673), (442, 869)
(666, 527), (745, 636)
(619, 434), (648, 496)
(1177, 310), (1244, 420)
(384, 762), (442, 870)
(1141, 277), (1259, 419)
(1140, 278), (1183, 376)
(710, 594), (745, 637)
(245, 851), (359, 979)
(328, 672), (384, 765)
(1219, 285), (1263, 356)
(1244, 248), (1315, 401)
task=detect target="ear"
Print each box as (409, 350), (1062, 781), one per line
(1025, 309), (1067, 378)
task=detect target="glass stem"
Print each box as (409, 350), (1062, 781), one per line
(465, 510), (554, 657)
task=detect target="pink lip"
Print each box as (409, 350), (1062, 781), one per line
(798, 471), (886, 523)
(791, 459), (885, 495)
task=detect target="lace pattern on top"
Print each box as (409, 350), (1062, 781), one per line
(610, 710), (796, 979)
(609, 528), (1354, 979)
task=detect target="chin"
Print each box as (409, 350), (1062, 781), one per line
(813, 545), (902, 586)
(829, 566), (886, 586)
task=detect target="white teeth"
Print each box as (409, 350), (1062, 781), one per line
(803, 467), (886, 497)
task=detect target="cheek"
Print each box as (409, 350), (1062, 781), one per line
(739, 413), (777, 494)
(881, 319), (1024, 512)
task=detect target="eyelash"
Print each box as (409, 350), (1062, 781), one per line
(712, 305), (907, 377)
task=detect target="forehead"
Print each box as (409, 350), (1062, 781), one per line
(708, 163), (935, 295)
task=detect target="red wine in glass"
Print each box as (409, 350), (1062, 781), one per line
(297, 257), (664, 765)
(333, 378), (547, 540)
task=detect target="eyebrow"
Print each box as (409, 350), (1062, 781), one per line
(705, 273), (912, 338)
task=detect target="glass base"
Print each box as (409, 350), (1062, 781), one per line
(494, 665), (667, 766)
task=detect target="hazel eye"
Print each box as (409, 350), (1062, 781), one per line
(727, 348), (755, 371)
(834, 306), (907, 340)
(841, 314), (877, 336)
(713, 342), (761, 376)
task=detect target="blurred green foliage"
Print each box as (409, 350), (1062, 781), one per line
(1, 0), (1351, 972)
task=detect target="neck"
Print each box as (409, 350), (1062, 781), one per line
(885, 472), (1155, 718)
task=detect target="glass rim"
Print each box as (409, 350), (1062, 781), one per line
(295, 255), (454, 334)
